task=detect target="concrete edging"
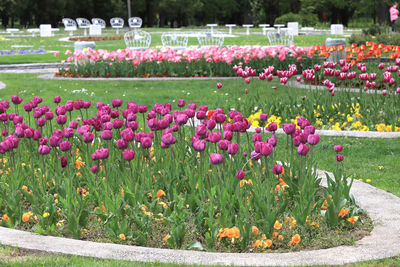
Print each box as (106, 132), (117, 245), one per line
(0, 170), (400, 266)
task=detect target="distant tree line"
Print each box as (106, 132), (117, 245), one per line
(0, 0), (396, 28)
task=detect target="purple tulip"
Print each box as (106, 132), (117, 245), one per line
(260, 142), (273, 156)
(83, 132), (94, 143)
(91, 165), (99, 173)
(192, 138), (205, 152)
(112, 99), (123, 108)
(116, 139), (128, 149)
(37, 118), (46, 127)
(122, 149), (135, 161)
(336, 154), (344, 162)
(161, 133), (176, 145)
(236, 170), (245, 180)
(38, 145), (51, 155)
(333, 145), (343, 152)
(266, 122), (277, 132)
(251, 150), (261, 160)
(175, 114), (188, 125)
(120, 128), (135, 142)
(63, 128), (74, 138)
(56, 115), (67, 125)
(11, 96), (23, 105)
(260, 113), (268, 121)
(92, 148), (109, 160)
(223, 130), (233, 141)
(59, 156), (68, 168)
(49, 135), (62, 147)
(141, 137), (152, 149)
(283, 123), (296, 135)
(59, 141), (72, 151)
(54, 96), (61, 103)
(307, 134), (320, 146)
(101, 130), (113, 140)
(209, 153), (223, 165)
(177, 99), (186, 108)
(227, 143), (239, 155)
(272, 164), (283, 175)
(208, 132), (221, 143)
(218, 139), (229, 151)
(297, 143), (310, 156)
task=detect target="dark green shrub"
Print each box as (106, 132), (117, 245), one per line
(274, 13), (302, 25)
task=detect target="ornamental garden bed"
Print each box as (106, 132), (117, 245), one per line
(68, 36), (124, 42)
(0, 95), (373, 252)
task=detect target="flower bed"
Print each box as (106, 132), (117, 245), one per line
(68, 36), (123, 42)
(55, 42), (400, 78)
(56, 46), (319, 78)
(0, 95), (371, 252)
(0, 49), (47, 56)
(224, 59), (400, 132)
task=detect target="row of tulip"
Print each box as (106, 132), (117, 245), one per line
(0, 95), (362, 251)
(55, 42), (400, 78)
(222, 60), (400, 131)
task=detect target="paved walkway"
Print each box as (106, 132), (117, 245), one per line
(0, 170), (399, 266)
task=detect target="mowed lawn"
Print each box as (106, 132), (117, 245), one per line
(0, 27), (345, 64)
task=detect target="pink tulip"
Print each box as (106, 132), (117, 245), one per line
(297, 143), (310, 156)
(333, 145), (343, 152)
(216, 82), (223, 89)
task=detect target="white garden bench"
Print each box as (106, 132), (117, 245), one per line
(197, 30), (224, 47)
(76, 18), (91, 36)
(161, 32), (188, 49)
(128, 17), (143, 29)
(91, 18), (106, 28)
(62, 18), (77, 36)
(267, 30), (294, 46)
(124, 30), (151, 50)
(110, 17), (124, 34)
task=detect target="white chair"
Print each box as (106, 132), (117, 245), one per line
(76, 18), (91, 36)
(161, 32), (188, 49)
(197, 30), (224, 47)
(62, 18), (77, 36)
(128, 17), (143, 29)
(266, 30), (294, 46)
(91, 18), (106, 29)
(124, 30), (151, 50)
(110, 17), (124, 34)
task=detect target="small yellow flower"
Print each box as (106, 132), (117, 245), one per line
(43, 212), (50, 218)
(378, 166), (384, 171)
(366, 179), (371, 183)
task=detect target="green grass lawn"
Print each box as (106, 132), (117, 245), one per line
(0, 27), (346, 64)
(0, 61), (399, 265)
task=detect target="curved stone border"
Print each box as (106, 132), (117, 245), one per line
(0, 82), (5, 90)
(0, 170), (400, 266)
